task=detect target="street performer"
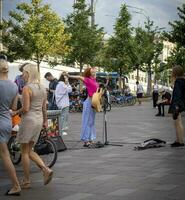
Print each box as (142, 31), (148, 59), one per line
(69, 67), (99, 147)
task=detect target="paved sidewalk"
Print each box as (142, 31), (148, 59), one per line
(1, 101), (185, 200)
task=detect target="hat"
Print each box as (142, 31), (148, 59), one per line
(0, 59), (8, 73)
(159, 88), (165, 93)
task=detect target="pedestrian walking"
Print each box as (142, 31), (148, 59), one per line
(69, 67), (99, 147)
(55, 72), (72, 136)
(0, 59), (21, 196)
(44, 72), (58, 110)
(170, 65), (185, 147)
(14, 64), (53, 189)
(152, 82), (159, 108)
(14, 63), (27, 95)
(136, 81), (144, 105)
(14, 63), (27, 109)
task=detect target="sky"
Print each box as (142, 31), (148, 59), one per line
(3, 0), (184, 35)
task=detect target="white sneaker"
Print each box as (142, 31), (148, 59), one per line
(12, 125), (19, 132)
(62, 132), (68, 136)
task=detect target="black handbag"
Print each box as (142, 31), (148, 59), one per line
(34, 142), (54, 155)
(50, 135), (67, 152)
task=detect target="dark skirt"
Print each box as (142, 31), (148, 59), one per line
(137, 93), (143, 98)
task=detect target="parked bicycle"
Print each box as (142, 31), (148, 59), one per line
(8, 128), (57, 168)
(110, 91), (136, 107)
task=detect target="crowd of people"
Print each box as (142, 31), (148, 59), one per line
(0, 56), (185, 196)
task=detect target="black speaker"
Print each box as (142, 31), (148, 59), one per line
(50, 135), (67, 152)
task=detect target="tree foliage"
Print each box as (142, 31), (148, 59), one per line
(165, 4), (185, 68)
(132, 18), (163, 94)
(64, 0), (104, 73)
(1, 0), (70, 70)
(105, 4), (133, 76)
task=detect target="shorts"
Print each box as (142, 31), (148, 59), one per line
(137, 93), (143, 98)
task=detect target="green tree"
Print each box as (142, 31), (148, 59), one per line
(138, 18), (163, 95)
(131, 27), (147, 82)
(64, 0), (104, 73)
(105, 4), (133, 78)
(1, 0), (70, 71)
(165, 4), (185, 68)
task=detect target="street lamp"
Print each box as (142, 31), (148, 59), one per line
(0, 0), (2, 51)
(90, 0), (98, 27)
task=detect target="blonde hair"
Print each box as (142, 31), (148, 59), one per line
(0, 59), (8, 73)
(23, 63), (40, 84)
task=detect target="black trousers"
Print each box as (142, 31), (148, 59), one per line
(157, 102), (170, 115)
(152, 92), (159, 108)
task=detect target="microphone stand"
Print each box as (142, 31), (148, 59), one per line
(95, 86), (123, 148)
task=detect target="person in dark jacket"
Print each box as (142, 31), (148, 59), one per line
(44, 72), (58, 110)
(170, 65), (185, 147)
(155, 89), (171, 116)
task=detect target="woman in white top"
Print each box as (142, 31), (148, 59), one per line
(136, 81), (144, 105)
(152, 82), (159, 108)
(55, 72), (72, 136)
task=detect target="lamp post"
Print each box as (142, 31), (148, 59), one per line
(0, 0), (2, 51)
(90, 0), (98, 27)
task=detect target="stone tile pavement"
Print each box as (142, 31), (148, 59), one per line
(0, 101), (185, 200)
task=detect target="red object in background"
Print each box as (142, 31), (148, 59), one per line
(12, 115), (21, 126)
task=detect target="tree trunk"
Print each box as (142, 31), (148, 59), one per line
(136, 66), (139, 82)
(79, 62), (83, 90)
(118, 67), (122, 90)
(80, 62), (83, 74)
(36, 56), (41, 83)
(135, 64), (140, 82)
(146, 65), (152, 96)
(37, 60), (40, 73)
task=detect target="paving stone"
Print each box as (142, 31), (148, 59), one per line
(58, 193), (92, 200)
(0, 102), (185, 199)
(153, 184), (178, 191)
(107, 188), (136, 196)
(92, 174), (117, 181)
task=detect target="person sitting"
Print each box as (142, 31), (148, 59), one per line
(155, 89), (171, 116)
(124, 84), (131, 96)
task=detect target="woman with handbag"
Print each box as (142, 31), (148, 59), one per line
(13, 64), (53, 189)
(69, 67), (99, 147)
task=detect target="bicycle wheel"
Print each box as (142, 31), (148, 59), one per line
(34, 138), (57, 168)
(8, 135), (21, 165)
(132, 97), (137, 105)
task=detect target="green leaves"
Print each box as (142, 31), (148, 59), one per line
(64, 0), (104, 72)
(104, 4), (133, 76)
(1, 0), (70, 70)
(165, 4), (185, 68)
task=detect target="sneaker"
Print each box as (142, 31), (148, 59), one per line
(171, 141), (185, 147)
(62, 132), (68, 136)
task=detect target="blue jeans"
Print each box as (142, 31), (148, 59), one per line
(80, 98), (96, 142)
